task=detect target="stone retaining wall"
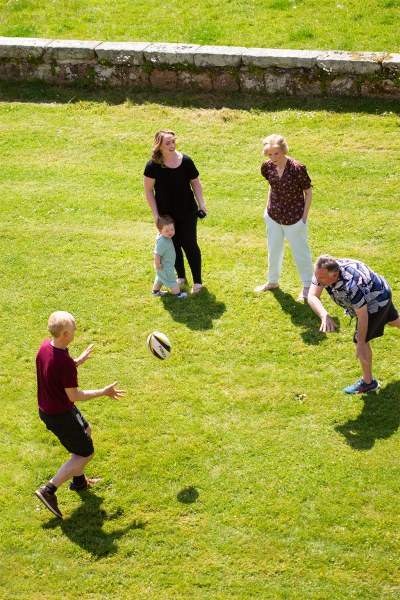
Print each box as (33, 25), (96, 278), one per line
(0, 37), (399, 98)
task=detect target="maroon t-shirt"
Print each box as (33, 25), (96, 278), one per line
(36, 338), (78, 414)
(261, 157), (312, 225)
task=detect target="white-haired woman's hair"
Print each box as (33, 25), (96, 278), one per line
(262, 134), (289, 155)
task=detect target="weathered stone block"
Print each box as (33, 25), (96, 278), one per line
(361, 78), (400, 98)
(21, 62), (52, 82)
(127, 66), (150, 88)
(177, 70), (213, 91)
(144, 43), (200, 65)
(328, 76), (359, 96)
(0, 36), (51, 59)
(92, 64), (119, 86)
(0, 60), (51, 82)
(212, 71), (240, 92)
(292, 74), (323, 97)
(52, 63), (95, 85)
(243, 48), (320, 69)
(316, 51), (384, 75)
(0, 62), (23, 80)
(45, 40), (101, 62)
(176, 70), (193, 89)
(150, 69), (179, 90)
(382, 53), (400, 76)
(193, 45), (246, 67)
(95, 42), (150, 65)
(239, 68), (264, 93)
(264, 71), (293, 95)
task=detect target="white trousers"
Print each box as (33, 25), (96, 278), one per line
(264, 213), (313, 286)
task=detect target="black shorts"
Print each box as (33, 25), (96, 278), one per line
(39, 405), (94, 457)
(353, 299), (399, 343)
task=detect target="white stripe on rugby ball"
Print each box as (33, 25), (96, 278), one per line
(147, 331), (171, 360)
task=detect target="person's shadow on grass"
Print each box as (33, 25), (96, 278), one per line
(161, 286), (226, 330)
(334, 380), (400, 450)
(177, 486), (199, 503)
(43, 491), (146, 557)
(269, 288), (340, 345)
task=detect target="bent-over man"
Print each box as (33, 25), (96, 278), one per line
(308, 255), (400, 394)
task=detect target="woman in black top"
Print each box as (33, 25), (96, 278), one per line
(144, 129), (207, 293)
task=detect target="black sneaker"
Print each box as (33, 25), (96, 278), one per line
(35, 486), (63, 518)
(152, 290), (168, 297)
(68, 477), (101, 491)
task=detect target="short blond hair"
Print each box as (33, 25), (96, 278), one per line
(48, 311), (76, 337)
(262, 134), (289, 156)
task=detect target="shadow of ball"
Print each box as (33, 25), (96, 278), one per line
(177, 486), (199, 504)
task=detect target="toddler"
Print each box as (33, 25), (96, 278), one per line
(153, 215), (187, 298)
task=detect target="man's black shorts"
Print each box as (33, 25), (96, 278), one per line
(39, 405), (94, 457)
(354, 299), (399, 343)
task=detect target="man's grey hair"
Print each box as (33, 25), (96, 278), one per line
(314, 254), (340, 273)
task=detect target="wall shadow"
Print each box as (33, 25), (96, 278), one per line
(161, 286), (226, 331)
(270, 288), (340, 345)
(0, 81), (398, 115)
(335, 380), (400, 450)
(42, 491), (146, 558)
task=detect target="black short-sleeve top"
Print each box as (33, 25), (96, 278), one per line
(144, 154), (199, 220)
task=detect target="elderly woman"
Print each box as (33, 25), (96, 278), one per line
(144, 129), (207, 294)
(254, 134), (313, 301)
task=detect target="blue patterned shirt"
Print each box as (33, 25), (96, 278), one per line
(312, 259), (391, 317)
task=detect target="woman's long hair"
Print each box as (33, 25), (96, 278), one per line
(152, 129), (176, 164)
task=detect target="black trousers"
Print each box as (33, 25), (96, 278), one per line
(173, 214), (202, 284)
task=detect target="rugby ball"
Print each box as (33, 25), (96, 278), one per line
(147, 331), (171, 360)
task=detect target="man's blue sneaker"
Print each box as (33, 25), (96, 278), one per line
(343, 379), (380, 395)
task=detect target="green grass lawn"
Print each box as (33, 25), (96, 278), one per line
(0, 0), (399, 53)
(0, 89), (400, 599)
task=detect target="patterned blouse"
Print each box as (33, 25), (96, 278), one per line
(261, 157), (312, 225)
(311, 259), (391, 318)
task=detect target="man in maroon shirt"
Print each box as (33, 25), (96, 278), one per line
(35, 311), (125, 518)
